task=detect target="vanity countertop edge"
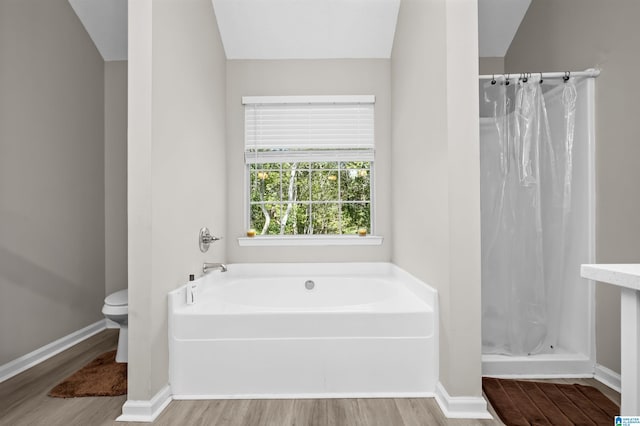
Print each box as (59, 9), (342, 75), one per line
(581, 263), (640, 291)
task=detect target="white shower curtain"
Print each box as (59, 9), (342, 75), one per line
(481, 76), (577, 356)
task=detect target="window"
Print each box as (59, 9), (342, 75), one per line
(243, 96), (375, 238)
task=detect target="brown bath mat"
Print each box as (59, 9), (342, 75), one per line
(483, 377), (618, 425)
(49, 350), (127, 398)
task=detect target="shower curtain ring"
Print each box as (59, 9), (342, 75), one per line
(539, 72), (544, 84)
(563, 71), (570, 82)
(491, 74), (496, 85)
(522, 72), (528, 83)
(505, 74), (510, 86)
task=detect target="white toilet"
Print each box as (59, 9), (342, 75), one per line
(102, 289), (128, 363)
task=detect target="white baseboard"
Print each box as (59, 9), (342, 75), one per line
(105, 318), (120, 329)
(117, 385), (172, 422)
(0, 319), (106, 383)
(594, 363), (621, 393)
(434, 382), (493, 419)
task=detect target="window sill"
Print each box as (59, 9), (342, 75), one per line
(237, 235), (384, 247)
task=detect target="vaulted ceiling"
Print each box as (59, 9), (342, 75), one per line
(211, 0), (400, 59)
(68, 0), (127, 61)
(68, 0), (530, 61)
(478, 0), (531, 57)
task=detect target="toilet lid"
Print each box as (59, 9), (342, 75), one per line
(105, 289), (128, 306)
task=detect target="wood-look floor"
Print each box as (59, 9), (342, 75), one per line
(0, 330), (620, 426)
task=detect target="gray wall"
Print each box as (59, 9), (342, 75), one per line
(479, 57), (504, 75)
(128, 0), (227, 399)
(105, 61), (128, 296)
(505, 0), (640, 375)
(226, 59), (391, 263)
(391, 0), (482, 397)
(0, 0), (105, 364)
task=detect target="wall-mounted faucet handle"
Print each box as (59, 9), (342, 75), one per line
(199, 227), (222, 253)
(201, 234), (220, 244)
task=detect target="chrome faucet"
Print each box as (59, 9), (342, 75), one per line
(203, 262), (227, 273)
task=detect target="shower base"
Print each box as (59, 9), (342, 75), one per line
(482, 349), (594, 378)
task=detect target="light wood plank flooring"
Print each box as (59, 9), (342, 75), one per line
(0, 329), (126, 426)
(0, 330), (619, 426)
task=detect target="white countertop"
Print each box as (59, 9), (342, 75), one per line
(581, 264), (640, 291)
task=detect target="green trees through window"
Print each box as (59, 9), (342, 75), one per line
(249, 161), (371, 235)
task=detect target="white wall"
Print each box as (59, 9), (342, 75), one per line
(128, 0), (227, 399)
(0, 0), (105, 365)
(391, 0), (482, 397)
(505, 0), (640, 376)
(226, 59), (391, 263)
(444, 0), (482, 397)
(105, 61), (128, 296)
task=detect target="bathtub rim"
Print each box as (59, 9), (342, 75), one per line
(168, 262), (438, 341)
(169, 261), (438, 311)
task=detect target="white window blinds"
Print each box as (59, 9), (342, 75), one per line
(243, 95), (375, 163)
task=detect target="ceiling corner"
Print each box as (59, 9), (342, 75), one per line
(68, 0), (128, 61)
(478, 0), (531, 58)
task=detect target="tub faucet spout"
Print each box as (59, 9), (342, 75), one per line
(203, 262), (227, 273)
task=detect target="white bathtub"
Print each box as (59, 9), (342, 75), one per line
(168, 262), (438, 399)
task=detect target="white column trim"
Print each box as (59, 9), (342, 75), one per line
(435, 382), (493, 419)
(594, 363), (622, 393)
(117, 385), (172, 422)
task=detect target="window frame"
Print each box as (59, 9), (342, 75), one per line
(240, 95), (381, 246)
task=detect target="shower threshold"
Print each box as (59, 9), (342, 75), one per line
(482, 351), (594, 378)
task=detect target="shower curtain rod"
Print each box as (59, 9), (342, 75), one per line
(479, 68), (600, 81)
